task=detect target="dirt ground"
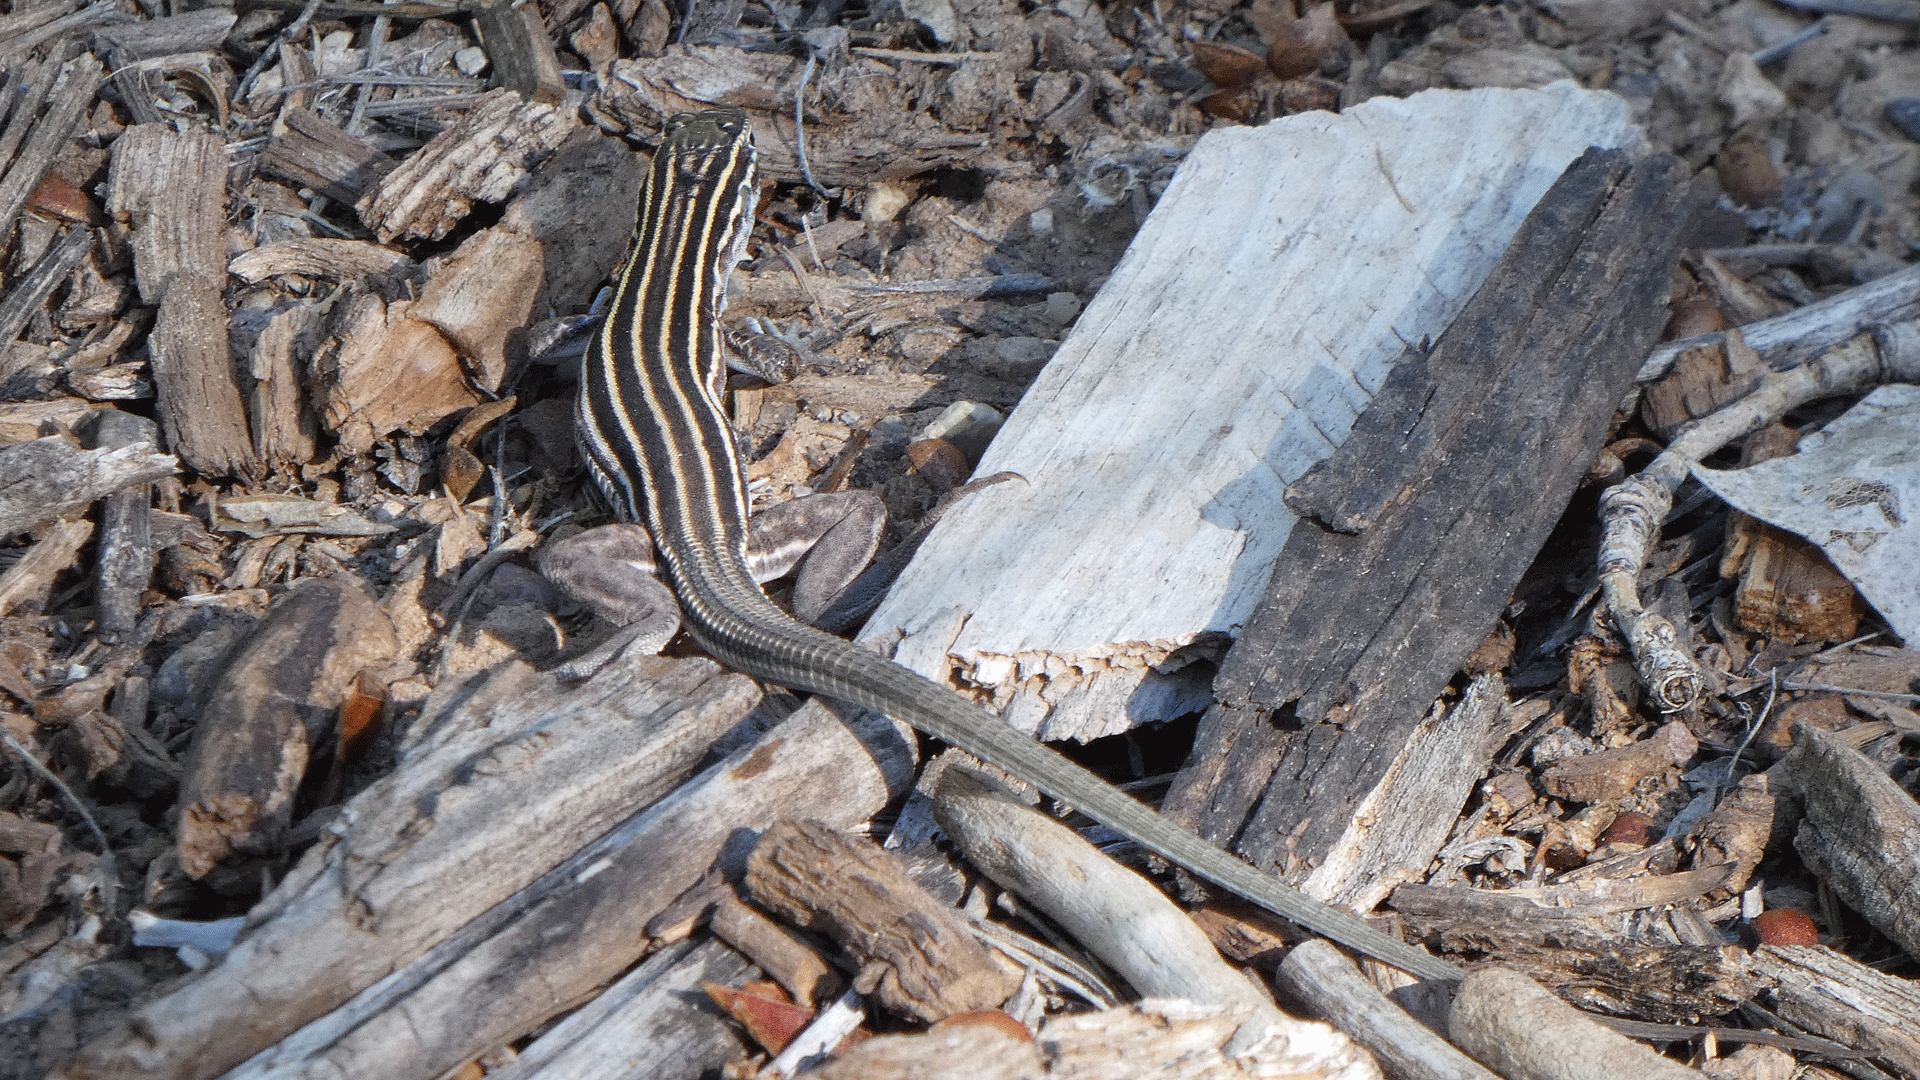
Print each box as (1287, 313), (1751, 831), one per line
(0, 0), (1917, 1076)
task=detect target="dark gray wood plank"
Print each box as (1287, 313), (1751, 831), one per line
(1166, 149), (1696, 876)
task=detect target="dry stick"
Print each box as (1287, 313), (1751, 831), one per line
(344, 0), (399, 135)
(1599, 319), (1920, 711)
(0, 729), (117, 918)
(1276, 940), (1500, 1080)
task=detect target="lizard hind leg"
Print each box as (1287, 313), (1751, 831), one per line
(746, 491), (887, 626)
(536, 524), (683, 678)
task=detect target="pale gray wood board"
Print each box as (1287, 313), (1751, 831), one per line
(861, 81), (1644, 742)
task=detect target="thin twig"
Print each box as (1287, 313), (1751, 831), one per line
(0, 729), (117, 915)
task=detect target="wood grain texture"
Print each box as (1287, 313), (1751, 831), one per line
(859, 83), (1641, 742)
(108, 124), (256, 476)
(1164, 149), (1693, 877)
(59, 656), (763, 1080)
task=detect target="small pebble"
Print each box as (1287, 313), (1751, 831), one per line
(454, 46), (489, 77)
(1750, 908), (1819, 946)
(1885, 98), (1920, 141)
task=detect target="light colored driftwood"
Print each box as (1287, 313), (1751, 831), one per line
(1770, 724), (1920, 960)
(746, 818), (1018, 1023)
(1301, 675), (1508, 912)
(1749, 945), (1920, 1076)
(59, 655), (765, 1080)
(1639, 259), (1920, 382)
(356, 88), (577, 242)
(0, 53), (101, 245)
(1448, 968), (1706, 1080)
(932, 768), (1284, 1028)
(1276, 940), (1500, 1080)
(174, 577), (400, 878)
(813, 998), (1382, 1080)
(107, 124), (254, 477)
(484, 937), (755, 1080)
(81, 410), (158, 642)
(228, 238), (413, 284)
(859, 83), (1640, 743)
(0, 435), (177, 538)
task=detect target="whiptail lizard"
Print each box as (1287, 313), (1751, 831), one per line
(540, 107), (1460, 983)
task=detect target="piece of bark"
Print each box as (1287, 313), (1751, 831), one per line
(1276, 940), (1500, 1080)
(1539, 722), (1699, 806)
(0, 517), (93, 617)
(1386, 904), (1760, 1023)
(318, 292), (483, 455)
(746, 818), (1016, 1023)
(482, 937), (756, 1080)
(246, 304), (321, 470)
(1301, 675), (1510, 912)
(174, 576), (401, 878)
(473, 0), (566, 105)
(862, 84), (1641, 744)
(1448, 968), (1707, 1080)
(148, 278), (256, 477)
(497, 129), (644, 316)
(1769, 723), (1920, 960)
(0, 435), (177, 538)
(932, 768), (1286, 1031)
(409, 226), (543, 393)
(61, 655), (770, 1080)
(1723, 513), (1866, 642)
(227, 238), (413, 284)
(258, 109), (395, 204)
(89, 8), (234, 55)
(107, 125), (254, 477)
(1166, 149), (1692, 877)
(0, 398), (103, 444)
(81, 409), (159, 642)
(356, 88), (577, 242)
(0, 53), (101, 248)
(1749, 945), (1920, 1077)
(0, 225), (91, 359)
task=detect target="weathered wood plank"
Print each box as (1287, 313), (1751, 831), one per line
(859, 83), (1641, 743)
(1164, 149), (1692, 878)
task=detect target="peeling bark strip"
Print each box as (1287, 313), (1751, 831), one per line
(0, 435), (177, 539)
(1166, 150), (1695, 877)
(106, 124), (255, 477)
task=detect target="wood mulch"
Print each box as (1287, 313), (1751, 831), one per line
(0, 0), (1917, 1078)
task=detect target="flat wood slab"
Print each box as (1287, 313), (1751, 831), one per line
(862, 81), (1641, 742)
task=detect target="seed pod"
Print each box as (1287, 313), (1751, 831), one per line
(1190, 40), (1267, 89)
